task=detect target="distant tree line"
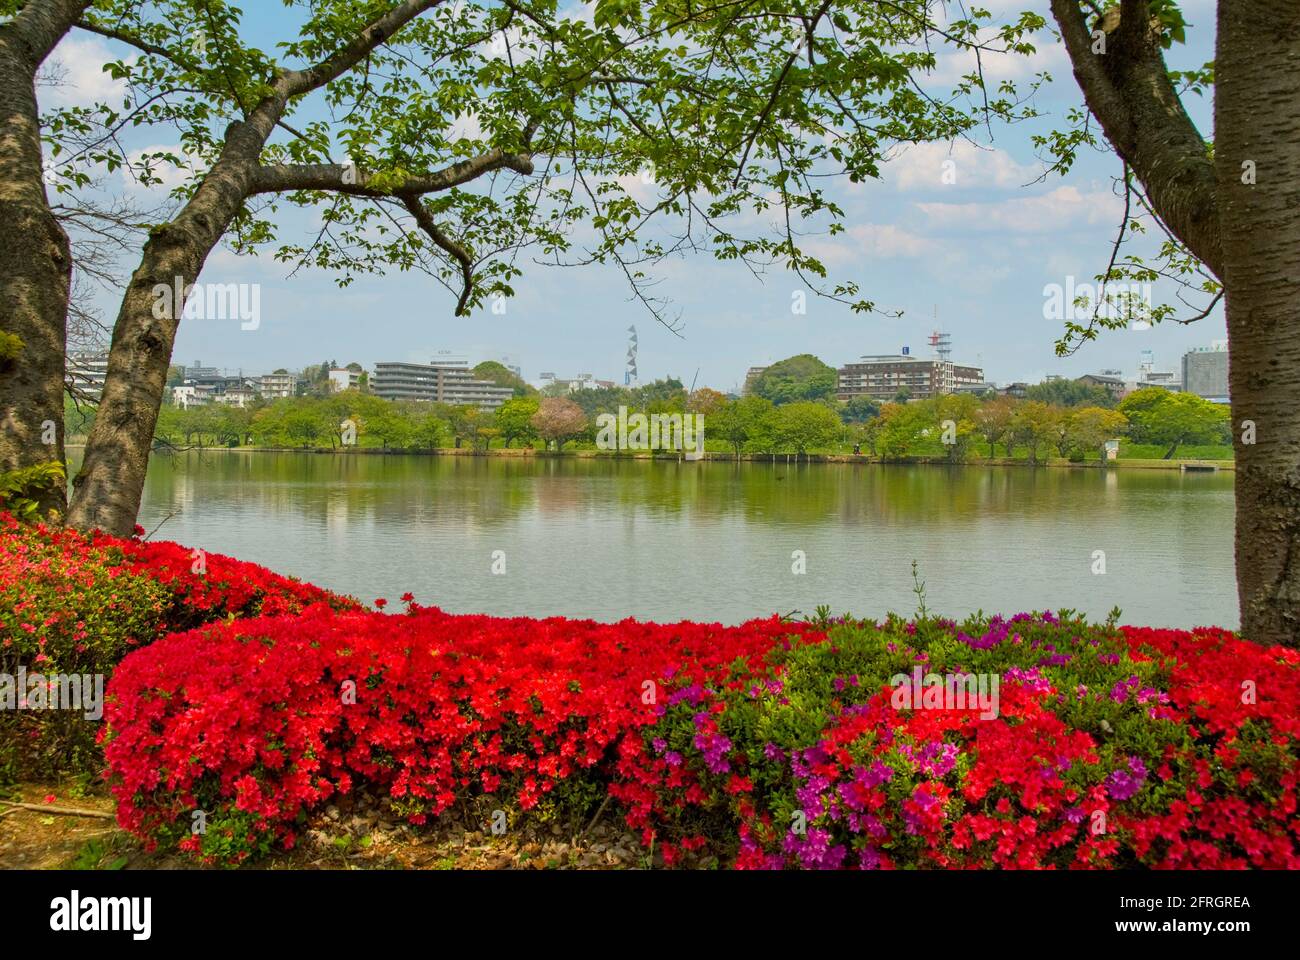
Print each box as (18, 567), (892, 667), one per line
(65, 372), (1230, 463)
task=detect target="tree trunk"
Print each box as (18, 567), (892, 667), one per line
(67, 119), (274, 534)
(66, 226), (213, 532)
(1217, 0), (1300, 645)
(0, 3), (93, 517)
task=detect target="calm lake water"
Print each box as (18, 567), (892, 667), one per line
(127, 451), (1237, 629)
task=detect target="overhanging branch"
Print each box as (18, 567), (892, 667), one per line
(280, 0), (448, 98)
(401, 196), (474, 316)
(1050, 0), (1221, 277)
(249, 149), (534, 197)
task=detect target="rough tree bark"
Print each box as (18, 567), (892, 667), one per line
(0, 0), (93, 517)
(1216, 1), (1300, 645)
(1053, 0), (1300, 644)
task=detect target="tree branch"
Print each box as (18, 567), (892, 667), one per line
(249, 149), (534, 197)
(279, 0), (448, 98)
(401, 197), (474, 316)
(5, 0), (94, 69)
(74, 18), (195, 67)
(732, 0), (834, 188)
(1050, 0), (1221, 277)
(75, 19), (323, 145)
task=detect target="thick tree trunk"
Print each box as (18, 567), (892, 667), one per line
(0, 56), (69, 515)
(64, 242), (182, 532)
(1217, 1), (1300, 645)
(0, 3), (92, 517)
(67, 125), (270, 534)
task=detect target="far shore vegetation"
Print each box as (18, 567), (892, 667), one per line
(68, 358), (1234, 466)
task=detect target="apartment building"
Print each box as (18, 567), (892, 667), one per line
(1079, 373), (1126, 402)
(172, 384), (214, 409)
(67, 349), (109, 401)
(258, 373), (298, 399)
(837, 355), (984, 402)
(539, 372), (617, 392)
(372, 361), (513, 409)
(328, 368), (362, 393)
(184, 360), (224, 384)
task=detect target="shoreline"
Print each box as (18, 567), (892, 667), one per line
(66, 442), (1235, 471)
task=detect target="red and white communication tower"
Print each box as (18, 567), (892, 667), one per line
(928, 330), (952, 362)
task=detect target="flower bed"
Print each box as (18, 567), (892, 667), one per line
(617, 615), (1299, 868)
(0, 514), (356, 774)
(101, 592), (1300, 868)
(102, 601), (813, 862)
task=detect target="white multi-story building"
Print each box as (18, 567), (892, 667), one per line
(215, 385), (257, 408)
(258, 373), (298, 399)
(372, 360), (513, 409)
(539, 372), (617, 392)
(837, 355), (984, 402)
(1125, 350), (1182, 394)
(172, 384), (215, 409)
(66, 349), (110, 401)
(328, 368), (362, 392)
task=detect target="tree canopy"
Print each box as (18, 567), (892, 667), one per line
(750, 354), (838, 405)
(472, 361), (534, 397)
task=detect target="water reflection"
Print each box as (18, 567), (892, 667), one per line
(118, 450), (1237, 629)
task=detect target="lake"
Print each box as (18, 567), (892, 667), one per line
(130, 450), (1238, 629)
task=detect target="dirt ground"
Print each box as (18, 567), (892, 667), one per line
(0, 782), (659, 870)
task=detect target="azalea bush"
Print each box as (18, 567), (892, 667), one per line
(102, 601), (814, 863)
(0, 514), (356, 775)
(618, 613), (1300, 869)
(101, 590), (1300, 869)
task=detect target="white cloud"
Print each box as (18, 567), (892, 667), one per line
(916, 184), (1123, 234)
(805, 223), (933, 265)
(44, 36), (133, 108)
(923, 25), (1069, 88)
(120, 143), (193, 194)
(478, 24), (540, 64)
(560, 2), (597, 26)
(615, 170), (662, 208)
(447, 112), (484, 145)
(891, 140), (1041, 192)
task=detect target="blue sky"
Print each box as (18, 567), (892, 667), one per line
(50, 0), (1223, 392)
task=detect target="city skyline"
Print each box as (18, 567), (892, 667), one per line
(88, 333), (1225, 396)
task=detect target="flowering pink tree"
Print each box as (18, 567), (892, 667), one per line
(530, 398), (588, 451)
